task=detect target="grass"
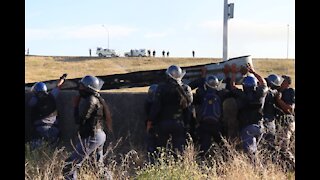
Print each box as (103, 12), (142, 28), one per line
(25, 56), (295, 91)
(25, 55), (295, 179)
(25, 133), (295, 180)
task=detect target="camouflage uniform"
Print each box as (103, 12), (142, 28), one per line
(276, 85), (295, 165)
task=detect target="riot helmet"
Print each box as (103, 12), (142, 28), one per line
(266, 74), (282, 89)
(242, 75), (258, 92)
(31, 82), (47, 93)
(79, 75), (104, 93)
(165, 65), (186, 84)
(31, 82), (48, 98)
(205, 75), (219, 89)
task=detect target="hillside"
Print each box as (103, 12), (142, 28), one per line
(25, 56), (295, 91)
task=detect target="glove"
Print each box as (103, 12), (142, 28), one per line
(239, 65), (248, 75)
(223, 64), (231, 74)
(60, 73), (68, 80)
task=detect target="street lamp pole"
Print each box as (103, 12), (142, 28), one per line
(108, 30), (109, 49)
(287, 24), (289, 59)
(102, 25), (109, 49)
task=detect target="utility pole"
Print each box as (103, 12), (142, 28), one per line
(223, 0), (234, 61)
(287, 24), (289, 59)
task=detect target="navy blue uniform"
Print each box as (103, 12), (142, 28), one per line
(144, 98), (158, 159)
(28, 87), (60, 148)
(281, 88), (295, 106)
(193, 79), (230, 155)
(148, 80), (192, 153)
(232, 84), (268, 154)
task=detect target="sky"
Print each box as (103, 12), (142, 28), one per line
(25, 0), (295, 59)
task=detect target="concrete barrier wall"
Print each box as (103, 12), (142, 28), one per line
(25, 91), (148, 148)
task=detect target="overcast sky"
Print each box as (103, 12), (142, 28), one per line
(25, 0), (295, 59)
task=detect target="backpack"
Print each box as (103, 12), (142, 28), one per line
(200, 89), (222, 123)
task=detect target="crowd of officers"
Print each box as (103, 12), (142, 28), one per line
(26, 63), (295, 179)
(144, 63), (295, 166)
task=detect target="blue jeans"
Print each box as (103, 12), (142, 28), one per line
(240, 124), (264, 154)
(63, 129), (106, 180)
(30, 125), (60, 149)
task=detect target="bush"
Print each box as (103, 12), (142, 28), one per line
(25, 135), (295, 179)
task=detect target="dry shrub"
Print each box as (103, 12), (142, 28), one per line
(25, 133), (294, 179)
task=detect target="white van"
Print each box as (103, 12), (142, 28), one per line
(96, 47), (119, 57)
(124, 49), (147, 57)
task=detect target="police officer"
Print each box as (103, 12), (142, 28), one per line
(262, 74), (283, 151)
(275, 75), (295, 165)
(145, 84), (158, 163)
(220, 64), (240, 139)
(229, 63), (268, 157)
(63, 75), (113, 180)
(28, 73), (67, 149)
(193, 74), (230, 156)
(148, 65), (193, 153)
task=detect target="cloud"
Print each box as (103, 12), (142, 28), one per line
(25, 24), (138, 41)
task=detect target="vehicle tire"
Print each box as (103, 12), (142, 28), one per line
(98, 53), (103, 57)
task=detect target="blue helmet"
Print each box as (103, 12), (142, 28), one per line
(31, 82), (47, 93)
(79, 75), (103, 92)
(242, 76), (257, 88)
(205, 75), (219, 89)
(267, 74), (282, 88)
(147, 84), (158, 101)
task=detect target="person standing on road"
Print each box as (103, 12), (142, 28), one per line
(192, 50), (195, 58)
(89, 48), (92, 57)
